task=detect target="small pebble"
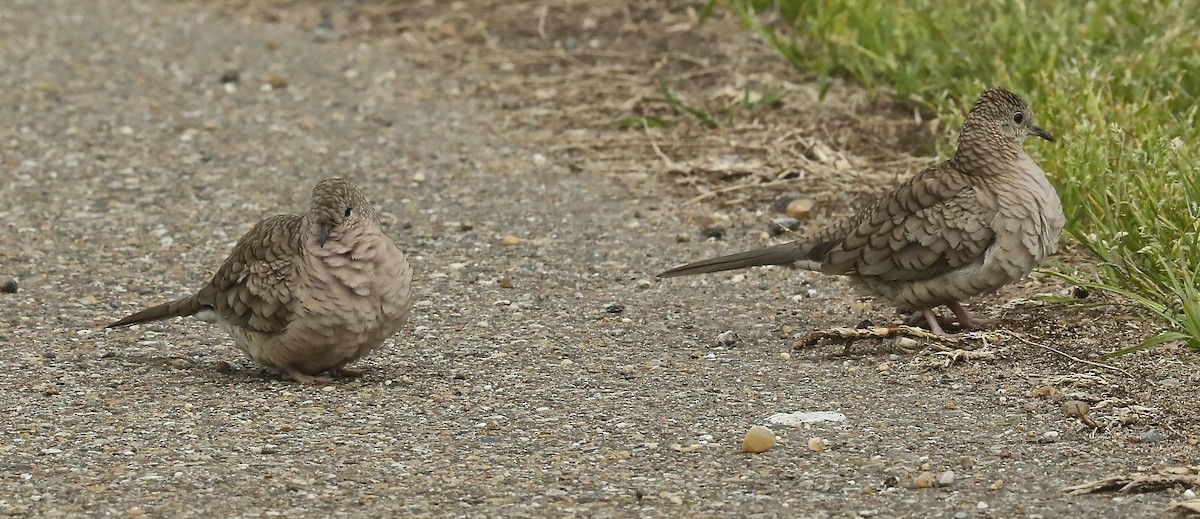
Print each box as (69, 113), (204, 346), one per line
(742, 425), (775, 453)
(785, 198), (814, 218)
(715, 330), (740, 347)
(937, 470), (956, 486)
(807, 437), (826, 452)
(1031, 385), (1057, 397)
(264, 72), (288, 89)
(1040, 431), (1059, 443)
(771, 195), (799, 213)
(1138, 429), (1162, 443)
(1, 278), (16, 293)
(501, 235), (521, 246)
(767, 217), (801, 236)
(976, 501), (989, 510)
(913, 471), (935, 489)
(895, 337), (918, 349)
(1062, 400), (1089, 417)
(605, 302), (624, 314)
(1184, 489), (1196, 499)
(954, 512), (969, 519)
(700, 225), (725, 240)
(674, 233), (691, 243)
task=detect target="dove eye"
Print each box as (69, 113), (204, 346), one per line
(344, 207), (352, 217)
(1013, 112), (1024, 124)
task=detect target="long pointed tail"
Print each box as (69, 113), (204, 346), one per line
(107, 296), (201, 328)
(658, 242), (812, 278)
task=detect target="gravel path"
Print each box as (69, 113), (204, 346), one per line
(1, 1), (1195, 517)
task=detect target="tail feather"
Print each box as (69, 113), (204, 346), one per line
(658, 242), (813, 278)
(107, 296), (201, 328)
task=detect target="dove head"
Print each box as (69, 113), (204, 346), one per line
(308, 177), (375, 247)
(957, 87), (1053, 158)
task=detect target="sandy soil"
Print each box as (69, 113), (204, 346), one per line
(1, 0), (1197, 517)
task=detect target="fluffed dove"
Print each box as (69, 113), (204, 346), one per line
(109, 177), (413, 384)
(660, 87), (1064, 334)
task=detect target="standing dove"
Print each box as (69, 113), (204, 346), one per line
(109, 177), (413, 384)
(659, 87), (1064, 334)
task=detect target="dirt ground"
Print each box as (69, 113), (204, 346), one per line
(1, 0), (1198, 517)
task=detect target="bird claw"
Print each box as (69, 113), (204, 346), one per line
(282, 368), (334, 385)
(905, 303), (996, 333)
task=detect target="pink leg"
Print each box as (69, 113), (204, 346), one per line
(948, 301), (995, 330)
(282, 368), (334, 385)
(921, 308), (947, 335)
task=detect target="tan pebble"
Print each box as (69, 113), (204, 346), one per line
(937, 470), (956, 486)
(128, 508), (145, 516)
(895, 337), (919, 349)
(779, 352), (791, 361)
(1062, 400), (1090, 418)
(920, 461), (931, 471)
(502, 235), (521, 246)
(877, 362), (889, 372)
(265, 73), (288, 89)
(786, 198), (814, 218)
(1031, 385), (1058, 397)
(499, 276), (514, 289)
(742, 425), (775, 453)
(960, 456), (975, 468)
(807, 437), (827, 452)
(1189, 438), (1199, 446)
(913, 471), (936, 489)
(990, 480), (1005, 490)
(944, 401), (957, 410)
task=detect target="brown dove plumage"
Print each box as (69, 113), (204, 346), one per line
(109, 177), (413, 384)
(659, 87), (1065, 334)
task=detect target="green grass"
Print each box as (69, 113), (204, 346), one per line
(708, 0), (1200, 353)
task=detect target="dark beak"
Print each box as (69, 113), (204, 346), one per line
(318, 225), (332, 247)
(1030, 125), (1054, 142)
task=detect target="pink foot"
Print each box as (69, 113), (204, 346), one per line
(919, 308), (947, 335)
(949, 302), (995, 330)
(282, 368), (333, 385)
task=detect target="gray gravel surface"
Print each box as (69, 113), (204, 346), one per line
(1, 1), (1197, 517)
